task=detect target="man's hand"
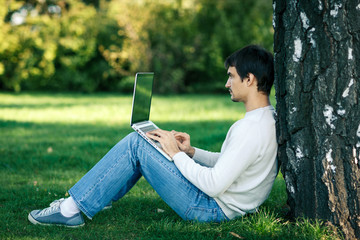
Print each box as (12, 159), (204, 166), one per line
(146, 129), (181, 158)
(172, 130), (195, 158)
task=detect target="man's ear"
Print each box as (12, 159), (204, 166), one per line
(246, 73), (257, 87)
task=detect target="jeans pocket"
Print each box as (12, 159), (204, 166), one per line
(185, 207), (219, 222)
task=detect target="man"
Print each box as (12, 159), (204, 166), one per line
(28, 45), (278, 227)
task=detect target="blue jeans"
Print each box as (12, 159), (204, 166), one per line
(68, 132), (228, 222)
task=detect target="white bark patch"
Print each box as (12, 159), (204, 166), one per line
(319, 0), (323, 10)
(348, 47), (353, 60)
(290, 107), (297, 114)
(337, 109), (345, 116)
(336, 102), (345, 116)
(290, 186), (295, 194)
(342, 78), (354, 98)
(330, 3), (342, 17)
(273, 2), (276, 28)
(309, 28), (316, 47)
(353, 147), (358, 163)
(296, 147), (304, 159)
(357, 123), (360, 138)
(293, 38), (302, 62)
(326, 149), (333, 163)
(356, 4), (360, 10)
(357, 123), (360, 147)
(323, 105), (337, 129)
(326, 149), (336, 173)
(285, 175), (295, 194)
(353, 147), (356, 157)
(300, 12), (310, 29)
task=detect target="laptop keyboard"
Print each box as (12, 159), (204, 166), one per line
(139, 125), (157, 133)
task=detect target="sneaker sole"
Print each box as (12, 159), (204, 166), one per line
(28, 213), (85, 228)
(102, 205), (112, 210)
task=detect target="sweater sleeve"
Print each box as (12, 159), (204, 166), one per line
(173, 120), (259, 197)
(192, 147), (220, 167)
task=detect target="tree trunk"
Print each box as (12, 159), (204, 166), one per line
(273, 0), (360, 239)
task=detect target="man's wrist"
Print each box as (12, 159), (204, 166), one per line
(187, 147), (195, 158)
(169, 150), (181, 159)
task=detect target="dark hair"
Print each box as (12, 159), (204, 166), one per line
(224, 45), (274, 95)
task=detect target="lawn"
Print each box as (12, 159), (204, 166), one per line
(0, 92), (341, 239)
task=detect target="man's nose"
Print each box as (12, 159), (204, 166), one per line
(225, 79), (231, 88)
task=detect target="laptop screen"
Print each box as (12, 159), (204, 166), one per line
(130, 72), (154, 125)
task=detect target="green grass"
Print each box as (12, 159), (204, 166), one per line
(0, 92), (341, 239)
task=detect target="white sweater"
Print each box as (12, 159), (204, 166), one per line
(173, 105), (278, 219)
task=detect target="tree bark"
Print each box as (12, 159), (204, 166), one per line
(273, 0), (360, 239)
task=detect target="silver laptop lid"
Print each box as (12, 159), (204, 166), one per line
(130, 72), (154, 126)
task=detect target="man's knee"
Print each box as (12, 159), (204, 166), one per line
(125, 132), (142, 145)
(128, 132), (138, 139)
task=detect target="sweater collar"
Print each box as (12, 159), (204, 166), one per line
(244, 105), (274, 118)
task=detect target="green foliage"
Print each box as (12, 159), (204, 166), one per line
(0, 0), (124, 92)
(0, 0), (273, 93)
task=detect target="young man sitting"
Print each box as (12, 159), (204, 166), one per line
(28, 45), (278, 227)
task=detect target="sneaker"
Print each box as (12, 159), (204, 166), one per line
(28, 199), (85, 228)
(102, 201), (112, 210)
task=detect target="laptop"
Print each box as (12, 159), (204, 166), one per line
(130, 72), (172, 161)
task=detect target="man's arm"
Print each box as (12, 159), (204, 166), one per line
(173, 121), (259, 197)
(172, 130), (221, 166)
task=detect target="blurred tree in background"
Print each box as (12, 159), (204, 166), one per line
(0, 0), (273, 93)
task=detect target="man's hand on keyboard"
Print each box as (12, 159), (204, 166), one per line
(146, 129), (181, 158)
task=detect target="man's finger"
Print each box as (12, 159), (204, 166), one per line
(149, 129), (172, 137)
(147, 130), (173, 141)
(146, 132), (162, 140)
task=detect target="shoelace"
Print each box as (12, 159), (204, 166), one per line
(49, 198), (65, 207)
(38, 198), (65, 216)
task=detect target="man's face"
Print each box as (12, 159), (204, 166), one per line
(225, 66), (248, 102)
